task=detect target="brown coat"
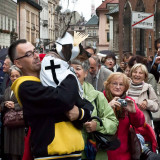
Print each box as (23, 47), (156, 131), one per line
(127, 83), (160, 127)
(1, 87), (25, 155)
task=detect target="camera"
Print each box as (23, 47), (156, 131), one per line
(117, 99), (127, 107)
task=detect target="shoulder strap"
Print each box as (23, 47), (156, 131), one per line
(146, 86), (153, 120)
(147, 88), (149, 98)
(94, 98), (100, 117)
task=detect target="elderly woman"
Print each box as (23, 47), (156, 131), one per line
(127, 63), (159, 127)
(103, 72), (145, 160)
(128, 55), (158, 94)
(70, 59), (118, 160)
(1, 65), (24, 160)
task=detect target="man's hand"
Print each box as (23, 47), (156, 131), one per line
(84, 120), (97, 133)
(66, 105), (79, 121)
(157, 48), (160, 56)
(155, 56), (160, 64)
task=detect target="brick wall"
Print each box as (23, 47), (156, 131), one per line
(119, 0), (156, 60)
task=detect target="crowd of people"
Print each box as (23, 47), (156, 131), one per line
(0, 32), (160, 160)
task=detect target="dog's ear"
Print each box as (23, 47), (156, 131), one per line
(76, 44), (91, 62)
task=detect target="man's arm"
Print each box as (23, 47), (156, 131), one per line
(150, 57), (160, 82)
(19, 74), (79, 117)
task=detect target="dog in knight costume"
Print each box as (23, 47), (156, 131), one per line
(9, 33), (93, 160)
(40, 31), (93, 128)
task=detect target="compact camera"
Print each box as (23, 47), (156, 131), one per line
(117, 99), (127, 107)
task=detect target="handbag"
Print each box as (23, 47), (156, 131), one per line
(89, 116), (121, 151)
(128, 126), (142, 160)
(3, 109), (25, 127)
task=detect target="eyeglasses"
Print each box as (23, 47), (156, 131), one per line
(111, 82), (125, 87)
(10, 75), (20, 79)
(106, 58), (114, 62)
(15, 49), (39, 60)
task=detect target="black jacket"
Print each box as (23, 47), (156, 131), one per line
(12, 75), (93, 159)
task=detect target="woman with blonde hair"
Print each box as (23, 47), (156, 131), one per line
(103, 72), (145, 160)
(127, 63), (159, 127)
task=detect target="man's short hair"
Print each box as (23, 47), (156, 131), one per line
(155, 38), (160, 50)
(8, 39), (27, 63)
(91, 55), (101, 66)
(128, 55), (147, 68)
(104, 51), (116, 64)
(5, 55), (13, 66)
(123, 52), (132, 61)
(84, 46), (96, 54)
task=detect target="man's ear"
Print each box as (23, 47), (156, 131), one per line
(85, 71), (88, 78)
(14, 60), (22, 69)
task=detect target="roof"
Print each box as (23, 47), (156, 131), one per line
(106, 5), (119, 15)
(96, 0), (119, 11)
(85, 15), (98, 25)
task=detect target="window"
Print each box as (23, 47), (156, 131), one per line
(0, 14), (2, 29)
(36, 32), (39, 39)
(31, 32), (35, 44)
(14, 20), (16, 30)
(26, 10), (30, 22)
(31, 13), (35, 25)
(8, 18), (10, 31)
(93, 30), (96, 36)
(107, 32), (110, 42)
(36, 15), (39, 26)
(88, 30), (91, 36)
(3, 15), (5, 30)
(26, 30), (30, 41)
(10, 19), (12, 31)
(12, 20), (14, 31)
(106, 15), (109, 24)
(6, 16), (8, 30)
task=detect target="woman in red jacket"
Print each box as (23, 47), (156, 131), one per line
(103, 72), (145, 160)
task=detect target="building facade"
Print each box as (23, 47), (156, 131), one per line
(0, 0), (17, 48)
(107, 6), (119, 53)
(55, 10), (84, 41)
(48, 0), (59, 46)
(85, 15), (99, 51)
(17, 0), (42, 46)
(39, 0), (49, 48)
(96, 0), (119, 51)
(119, 0), (160, 60)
